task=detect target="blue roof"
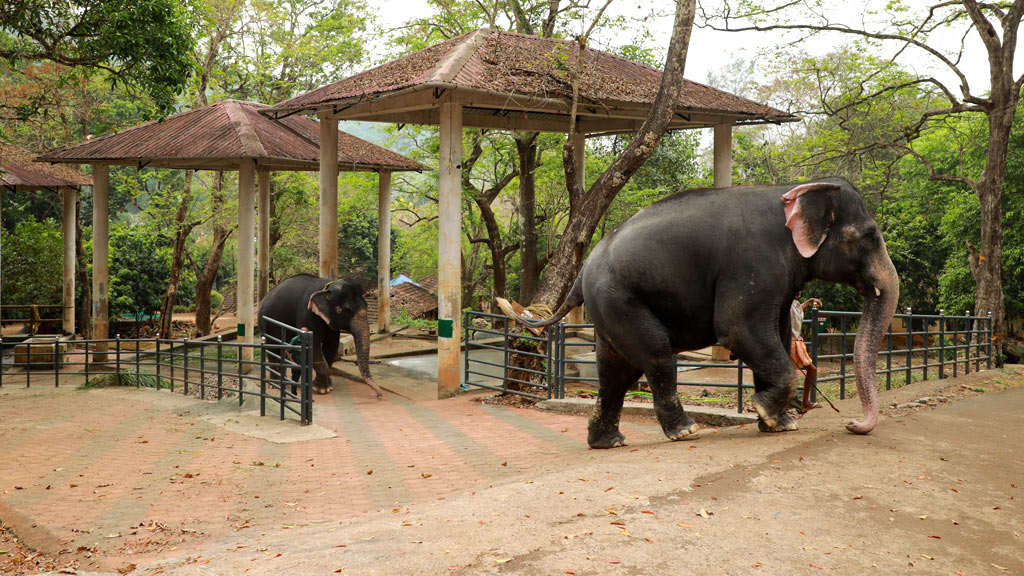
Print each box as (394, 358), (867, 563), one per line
(390, 274), (419, 287)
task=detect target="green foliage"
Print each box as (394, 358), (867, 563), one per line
(108, 224), (170, 320)
(81, 370), (169, 389)
(0, 0), (200, 114)
(210, 289), (224, 311)
(0, 218), (63, 315)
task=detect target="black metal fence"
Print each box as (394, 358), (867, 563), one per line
(463, 308), (995, 411)
(1, 319), (314, 425)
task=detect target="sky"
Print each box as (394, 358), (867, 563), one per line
(371, 0), (1007, 101)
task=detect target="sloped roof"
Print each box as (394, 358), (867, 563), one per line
(1, 141), (92, 190)
(38, 100), (426, 172)
(391, 282), (438, 319)
(268, 29), (797, 133)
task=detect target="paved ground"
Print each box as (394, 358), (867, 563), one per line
(1, 363), (1021, 575)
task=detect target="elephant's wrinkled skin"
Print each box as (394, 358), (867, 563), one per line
(528, 178), (899, 448)
(258, 274), (383, 398)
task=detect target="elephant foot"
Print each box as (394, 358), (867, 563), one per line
(757, 412), (799, 433)
(665, 421), (700, 441)
(751, 391), (788, 429)
(314, 384), (334, 394)
(588, 421), (627, 449)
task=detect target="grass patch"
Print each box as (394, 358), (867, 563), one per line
(80, 371), (171, 390)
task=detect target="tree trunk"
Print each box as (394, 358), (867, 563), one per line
(194, 171), (232, 336)
(74, 196), (91, 337)
(158, 171), (198, 337)
(515, 132), (540, 302)
(474, 197), (508, 298)
(533, 0), (697, 308)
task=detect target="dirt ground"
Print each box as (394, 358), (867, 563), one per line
(1, 362), (1020, 575)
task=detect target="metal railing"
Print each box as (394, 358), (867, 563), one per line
(1, 324), (314, 425)
(463, 308), (994, 411)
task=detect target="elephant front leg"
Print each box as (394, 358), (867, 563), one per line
(751, 370), (799, 432)
(311, 342), (334, 394)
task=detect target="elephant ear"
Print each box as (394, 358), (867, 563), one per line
(782, 182), (839, 258)
(308, 290), (332, 325)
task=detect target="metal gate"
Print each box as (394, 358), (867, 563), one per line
(1, 320), (315, 425)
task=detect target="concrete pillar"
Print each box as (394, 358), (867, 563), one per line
(61, 187), (77, 335)
(237, 160), (256, 363)
(713, 124), (733, 188)
(257, 168), (271, 304)
(437, 100), (463, 398)
(92, 164), (109, 359)
(318, 114), (339, 279)
(568, 130), (586, 325)
(377, 171), (392, 333)
(712, 124), (733, 362)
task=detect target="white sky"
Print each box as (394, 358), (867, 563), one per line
(372, 0), (1006, 100)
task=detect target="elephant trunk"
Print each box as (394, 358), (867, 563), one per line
(848, 251), (900, 434)
(352, 309), (384, 399)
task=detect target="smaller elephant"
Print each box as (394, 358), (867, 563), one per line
(258, 274), (383, 398)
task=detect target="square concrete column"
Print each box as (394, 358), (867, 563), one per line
(92, 164), (109, 359)
(237, 160), (256, 363)
(437, 100), (463, 398)
(319, 114), (339, 279)
(62, 187), (77, 335)
(713, 124), (733, 188)
(377, 171), (392, 333)
(257, 168), (271, 304)
(712, 124), (733, 362)
(568, 130), (586, 325)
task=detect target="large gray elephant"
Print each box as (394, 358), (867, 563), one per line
(258, 274), (383, 398)
(524, 178), (899, 448)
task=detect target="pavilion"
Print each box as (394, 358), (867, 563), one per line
(1, 141), (92, 335)
(265, 28), (798, 397)
(38, 99), (425, 358)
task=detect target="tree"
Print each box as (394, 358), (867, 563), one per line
(108, 224), (170, 322)
(702, 0), (1024, 341)
(533, 0), (699, 307)
(0, 0), (199, 113)
(0, 218), (62, 319)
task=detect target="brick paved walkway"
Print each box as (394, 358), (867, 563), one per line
(0, 374), (664, 568)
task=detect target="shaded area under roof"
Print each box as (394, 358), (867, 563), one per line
(38, 100), (426, 172)
(267, 28), (798, 133)
(1, 141), (92, 190)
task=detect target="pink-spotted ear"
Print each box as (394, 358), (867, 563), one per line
(308, 290), (332, 325)
(782, 182), (839, 258)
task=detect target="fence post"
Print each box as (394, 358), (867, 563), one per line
(922, 316), (929, 381)
(115, 334), (122, 386)
(301, 330), (313, 425)
(462, 311), (470, 392)
(54, 337), (59, 388)
(987, 311), (993, 370)
(886, 317), (893, 390)
(809, 304), (819, 404)
(238, 339), (245, 407)
(964, 311), (971, 375)
(502, 317), (510, 394)
(217, 335), (224, 400)
(183, 338), (190, 396)
(155, 334), (162, 390)
(905, 308), (912, 387)
(0, 337), (3, 388)
(839, 315), (847, 400)
(200, 339), (206, 400)
(135, 335), (140, 388)
(259, 337), (267, 417)
(938, 310), (945, 380)
(736, 357), (744, 414)
(545, 326), (554, 400)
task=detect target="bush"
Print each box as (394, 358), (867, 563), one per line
(210, 289), (224, 311)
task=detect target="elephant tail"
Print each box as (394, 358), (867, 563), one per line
(497, 276), (584, 332)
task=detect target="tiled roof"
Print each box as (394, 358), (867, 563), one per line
(1, 141), (92, 189)
(38, 100), (426, 172)
(271, 29), (796, 126)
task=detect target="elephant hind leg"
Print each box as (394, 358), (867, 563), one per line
(644, 355), (699, 441)
(588, 337), (641, 449)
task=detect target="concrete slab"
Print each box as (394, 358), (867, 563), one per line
(536, 397), (758, 427)
(202, 411), (336, 443)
